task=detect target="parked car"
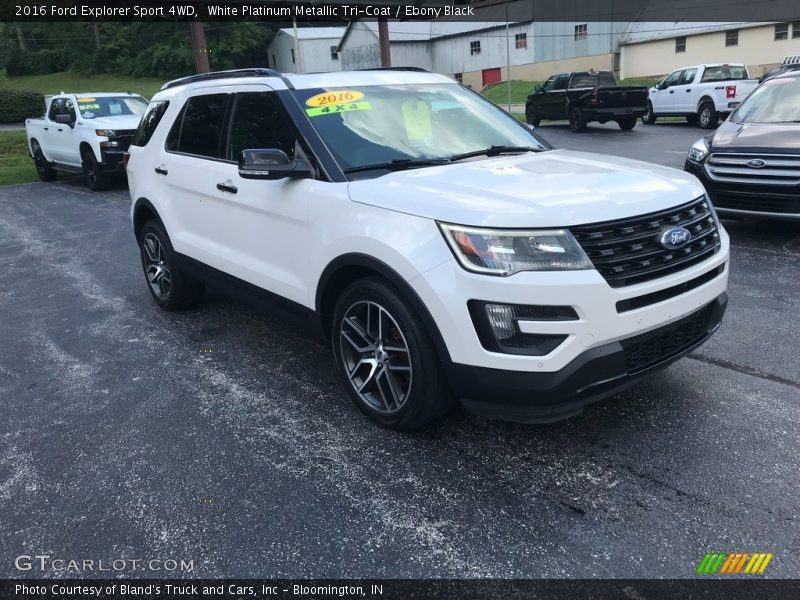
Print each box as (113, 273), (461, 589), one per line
(25, 92), (147, 190)
(525, 70), (648, 131)
(127, 68), (729, 431)
(642, 64), (759, 128)
(685, 70), (800, 221)
(759, 55), (800, 82)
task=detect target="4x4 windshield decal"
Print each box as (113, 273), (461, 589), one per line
(306, 102), (372, 117)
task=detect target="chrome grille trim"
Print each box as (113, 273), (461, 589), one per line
(705, 152), (800, 186)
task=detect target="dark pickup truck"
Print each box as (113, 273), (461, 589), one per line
(525, 71), (649, 132)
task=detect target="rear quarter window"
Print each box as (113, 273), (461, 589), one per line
(131, 101), (170, 147)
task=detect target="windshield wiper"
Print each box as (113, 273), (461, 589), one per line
(449, 145), (543, 162)
(344, 158), (450, 174)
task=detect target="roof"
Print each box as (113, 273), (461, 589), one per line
(53, 92), (143, 98)
(278, 27), (345, 41)
(338, 20), (522, 49)
(619, 21), (774, 45)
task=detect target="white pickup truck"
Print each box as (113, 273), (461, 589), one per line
(642, 64), (759, 129)
(25, 92), (147, 190)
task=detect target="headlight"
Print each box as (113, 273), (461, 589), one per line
(688, 137), (709, 163)
(95, 129), (115, 137)
(439, 223), (593, 276)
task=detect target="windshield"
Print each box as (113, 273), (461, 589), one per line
(76, 96), (148, 119)
(730, 76), (800, 123)
(292, 83), (548, 172)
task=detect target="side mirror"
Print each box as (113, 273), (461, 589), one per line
(238, 149), (313, 181)
(55, 113), (75, 126)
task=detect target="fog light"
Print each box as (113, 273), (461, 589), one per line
(468, 301), (577, 356)
(485, 303), (515, 340)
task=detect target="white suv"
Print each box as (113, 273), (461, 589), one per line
(127, 68), (730, 431)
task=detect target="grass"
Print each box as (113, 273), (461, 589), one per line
(0, 130), (37, 186)
(0, 71), (164, 99)
(483, 77), (662, 104)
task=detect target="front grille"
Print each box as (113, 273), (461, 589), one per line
(705, 153), (800, 186)
(711, 190), (800, 214)
(620, 303), (714, 374)
(570, 196), (721, 288)
(109, 129), (136, 151)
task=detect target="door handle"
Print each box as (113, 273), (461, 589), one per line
(686, 88), (691, 92)
(154, 167), (168, 175)
(669, 90), (674, 94)
(43, 127), (48, 131)
(57, 128), (63, 131)
(216, 182), (238, 194)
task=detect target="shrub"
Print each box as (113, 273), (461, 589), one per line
(0, 89), (45, 123)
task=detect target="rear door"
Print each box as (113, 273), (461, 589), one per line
(158, 90), (232, 269)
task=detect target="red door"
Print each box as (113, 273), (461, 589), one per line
(482, 68), (502, 87)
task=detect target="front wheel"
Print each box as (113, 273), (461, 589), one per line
(138, 220), (204, 310)
(641, 101), (657, 124)
(525, 104), (541, 127)
(82, 151), (109, 191)
(331, 278), (455, 431)
(617, 116), (637, 130)
(569, 107), (587, 132)
(698, 103), (719, 129)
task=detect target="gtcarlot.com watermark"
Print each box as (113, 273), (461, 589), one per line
(15, 554), (194, 573)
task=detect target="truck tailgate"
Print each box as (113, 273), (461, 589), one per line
(596, 86), (649, 109)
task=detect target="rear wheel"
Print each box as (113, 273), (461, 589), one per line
(33, 145), (57, 182)
(698, 103), (719, 129)
(569, 107), (587, 132)
(525, 104), (541, 127)
(331, 277), (455, 431)
(641, 101), (657, 124)
(82, 150), (109, 191)
(138, 220), (204, 310)
(617, 116), (637, 130)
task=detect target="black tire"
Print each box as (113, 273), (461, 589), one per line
(698, 102), (719, 129)
(82, 150), (109, 191)
(569, 106), (587, 132)
(525, 104), (541, 127)
(686, 114), (699, 125)
(32, 144), (57, 182)
(138, 220), (204, 311)
(641, 101), (657, 124)
(617, 116), (637, 130)
(331, 277), (455, 431)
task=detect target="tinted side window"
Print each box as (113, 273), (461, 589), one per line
(64, 99), (76, 120)
(226, 92), (297, 162)
(132, 101), (170, 147)
(540, 77), (555, 91)
(553, 76), (569, 90)
(681, 69), (697, 85)
(165, 105), (185, 152)
(598, 72), (617, 86)
(176, 94), (228, 158)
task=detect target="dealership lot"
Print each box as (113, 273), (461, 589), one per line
(0, 123), (798, 578)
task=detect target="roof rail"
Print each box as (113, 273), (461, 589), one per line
(160, 68), (283, 91)
(356, 66), (431, 73)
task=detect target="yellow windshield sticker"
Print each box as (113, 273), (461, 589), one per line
(306, 102), (372, 117)
(77, 97), (96, 102)
(306, 90), (365, 108)
(401, 101), (432, 140)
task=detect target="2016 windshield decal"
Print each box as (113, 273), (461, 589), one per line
(305, 90), (365, 107)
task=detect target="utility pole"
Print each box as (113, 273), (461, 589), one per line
(505, 0), (511, 113)
(15, 24), (27, 51)
(378, 17), (391, 67)
(189, 22), (210, 73)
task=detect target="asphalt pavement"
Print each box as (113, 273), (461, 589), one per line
(0, 123), (798, 579)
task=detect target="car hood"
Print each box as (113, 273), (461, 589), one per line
(347, 149), (707, 228)
(77, 116), (141, 130)
(711, 120), (800, 152)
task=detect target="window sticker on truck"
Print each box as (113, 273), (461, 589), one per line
(305, 90), (365, 107)
(79, 103), (101, 111)
(306, 102), (372, 117)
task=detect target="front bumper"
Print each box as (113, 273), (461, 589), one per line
(100, 149), (127, 172)
(685, 160), (800, 221)
(450, 293), (727, 423)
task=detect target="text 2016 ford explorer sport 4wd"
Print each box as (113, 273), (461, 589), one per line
(127, 68), (730, 431)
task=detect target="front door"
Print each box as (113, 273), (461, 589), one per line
(650, 69), (683, 114)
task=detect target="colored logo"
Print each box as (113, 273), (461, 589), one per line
(697, 552), (773, 575)
(746, 159), (767, 168)
(660, 227), (692, 250)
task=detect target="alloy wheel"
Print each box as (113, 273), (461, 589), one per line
(142, 232), (171, 301)
(338, 300), (412, 414)
(699, 108), (710, 127)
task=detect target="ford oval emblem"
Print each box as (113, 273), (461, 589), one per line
(746, 159), (767, 168)
(660, 227), (692, 250)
